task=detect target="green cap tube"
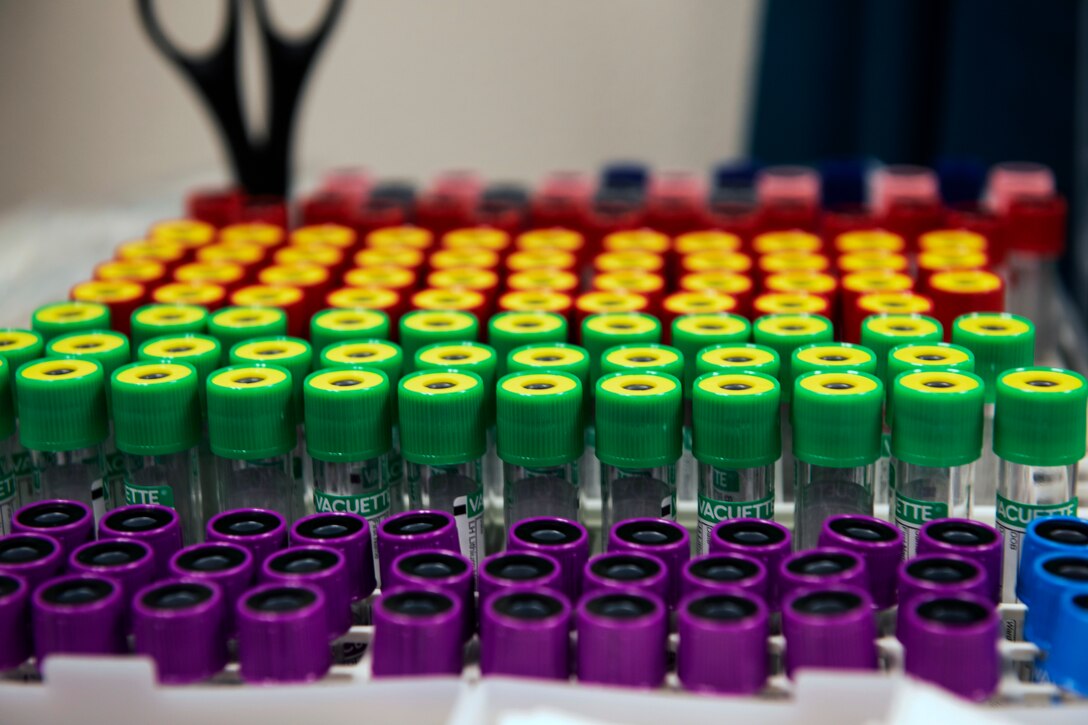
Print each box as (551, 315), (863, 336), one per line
(230, 337), (313, 425)
(507, 343), (590, 387)
(671, 313), (751, 396)
(137, 333), (222, 415)
(310, 308), (391, 357)
(320, 339), (403, 379)
(111, 361), (201, 455)
(692, 370), (781, 469)
(16, 358), (108, 451)
(399, 310), (479, 370)
(994, 367), (1088, 467)
(600, 344), (685, 383)
(207, 364), (295, 460)
(130, 304), (209, 349)
(207, 306), (288, 364)
(860, 313), (944, 386)
(951, 313), (1035, 404)
(304, 368), (392, 462)
(695, 343), (781, 380)
(790, 342), (877, 392)
(398, 369), (486, 465)
(488, 311), (568, 377)
(886, 342), (975, 382)
(594, 371), (682, 468)
(791, 370), (884, 467)
(0, 329), (45, 410)
(0, 359), (14, 439)
(31, 301), (110, 343)
(415, 342), (498, 426)
(582, 312), (662, 382)
(752, 314), (834, 403)
(891, 369), (985, 467)
(46, 330), (131, 385)
(496, 371), (584, 467)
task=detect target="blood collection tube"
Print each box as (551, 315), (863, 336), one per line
(680, 552), (768, 601)
(1004, 196), (1066, 359)
(581, 312), (661, 381)
(344, 265), (417, 299)
(116, 238), (187, 274)
(506, 248), (577, 273)
(0, 360), (17, 533)
(309, 308), (390, 356)
(781, 586), (877, 675)
(506, 517), (590, 601)
(480, 589), (571, 680)
(1021, 551), (1088, 655)
(275, 245), (345, 277)
(427, 266), (499, 300)
(676, 590), (769, 695)
(206, 508), (286, 569)
(582, 551), (668, 602)
(659, 292), (738, 334)
(149, 220), (218, 257)
(576, 589), (668, 688)
(70, 280), (144, 337)
(258, 264), (332, 319)
(1046, 589), (1088, 695)
(695, 343), (780, 380)
(325, 288), (403, 325)
(707, 519), (791, 605)
(31, 301), (110, 344)
(679, 272), (754, 317)
(137, 333), (221, 414)
(478, 549), (562, 611)
(599, 343), (684, 380)
(290, 224), (356, 254)
(207, 306), (287, 365)
(0, 572), (30, 672)
(94, 260), (167, 293)
(840, 271), (914, 340)
(291, 512), (375, 607)
(487, 311), (567, 378)
(1018, 517), (1088, 596)
(755, 167), (822, 231)
(679, 250), (754, 281)
(0, 533), (64, 591)
(98, 503), (182, 579)
(174, 261), (247, 295)
(261, 545), (351, 640)
(371, 588), (463, 678)
(11, 500), (94, 556)
(169, 541), (254, 635)
(128, 304), (208, 350)
(886, 342), (976, 385)
(917, 519), (1003, 603)
(132, 578), (227, 684)
(670, 313), (751, 391)
(386, 549), (474, 640)
(777, 548), (869, 603)
(151, 282), (227, 312)
(898, 593), (999, 701)
(397, 310), (479, 367)
(851, 293), (934, 347)
(607, 518), (690, 606)
(753, 292), (829, 319)
(70, 540), (156, 613)
(926, 270), (1005, 339)
(897, 554), (989, 618)
(218, 222), (286, 254)
(592, 271), (666, 310)
(375, 510), (460, 586)
(764, 271), (838, 308)
(497, 290), (574, 318)
(574, 292), (651, 332)
(237, 583), (330, 683)
(506, 270), (580, 297)
(860, 314), (944, 388)
(817, 514), (902, 610)
(32, 574), (127, 660)
(595, 250), (665, 277)
(200, 242), (268, 281)
(230, 285), (307, 339)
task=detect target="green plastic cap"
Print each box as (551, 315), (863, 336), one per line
(594, 371), (682, 468)
(46, 331), (131, 385)
(230, 337), (313, 425)
(951, 313), (1036, 404)
(860, 313), (944, 386)
(130, 304), (208, 349)
(137, 333), (222, 415)
(310, 308), (391, 357)
(994, 367), (1088, 467)
(304, 368), (392, 462)
(695, 343), (781, 380)
(496, 371), (584, 466)
(600, 344), (685, 383)
(206, 364), (295, 460)
(398, 310), (479, 370)
(0, 329), (45, 411)
(414, 342), (498, 426)
(581, 312), (662, 382)
(0, 359), (14, 439)
(790, 343), (877, 392)
(320, 339), (403, 380)
(398, 369), (486, 465)
(207, 306), (288, 364)
(891, 369), (985, 466)
(752, 314), (834, 403)
(507, 343), (590, 388)
(791, 370), (884, 467)
(488, 311), (568, 377)
(16, 358), (107, 451)
(31, 301), (110, 343)
(692, 370), (780, 468)
(111, 361), (201, 455)
(671, 313), (751, 395)
(886, 342), (975, 382)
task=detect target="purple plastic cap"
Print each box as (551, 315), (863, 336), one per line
(778, 548), (869, 603)
(132, 578), (228, 684)
(32, 574), (127, 661)
(99, 504), (183, 578)
(237, 583), (330, 683)
(576, 588), (668, 688)
(206, 508), (287, 569)
(261, 545), (352, 639)
(709, 518), (792, 609)
(583, 551), (670, 603)
(817, 515), (902, 608)
(681, 553), (768, 602)
(781, 585), (878, 677)
(291, 512), (376, 601)
(507, 517), (590, 600)
(677, 590), (769, 695)
(607, 518), (690, 606)
(917, 519), (1002, 603)
(372, 587), (465, 677)
(0, 573), (31, 671)
(898, 593), (999, 701)
(69, 539), (156, 605)
(376, 510), (460, 587)
(480, 589), (572, 680)
(12, 500), (94, 555)
(479, 551), (562, 607)
(169, 542), (255, 636)
(386, 549), (475, 641)
(897, 555), (989, 613)
(0, 533), (64, 591)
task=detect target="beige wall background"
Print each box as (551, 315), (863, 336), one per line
(0, 0), (759, 210)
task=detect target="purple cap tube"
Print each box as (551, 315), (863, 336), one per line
(507, 516), (590, 600)
(371, 588), (465, 678)
(778, 548), (869, 603)
(0, 573), (31, 671)
(607, 518), (690, 606)
(583, 551), (669, 603)
(480, 589), (572, 680)
(479, 551), (562, 605)
(291, 512), (376, 601)
(69, 539), (156, 606)
(1019, 552), (1088, 651)
(576, 589), (668, 688)
(917, 519), (1002, 603)
(677, 590), (769, 695)
(0, 533), (64, 591)
(237, 583), (330, 683)
(132, 579), (228, 684)
(12, 499), (94, 556)
(709, 518), (792, 609)
(781, 585), (878, 676)
(33, 574), (127, 660)
(169, 542), (255, 636)
(386, 549), (475, 641)
(898, 593), (999, 701)
(261, 546), (352, 639)
(376, 510), (460, 587)
(818, 515), (902, 608)
(99, 504), (183, 578)
(897, 554), (988, 612)
(206, 508), (287, 569)
(680, 553), (768, 602)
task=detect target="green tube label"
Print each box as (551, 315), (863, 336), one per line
(454, 487), (485, 569)
(894, 492), (948, 558)
(696, 490), (774, 554)
(996, 494), (1078, 613)
(313, 487), (391, 519)
(124, 482), (176, 508)
(0, 473), (14, 535)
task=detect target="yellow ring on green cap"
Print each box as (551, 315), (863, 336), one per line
(315, 310), (387, 332)
(892, 345), (971, 367)
(1001, 369), (1083, 394)
(674, 314), (747, 337)
(49, 333), (126, 355)
(419, 344), (493, 367)
(402, 371), (478, 395)
(511, 346), (585, 368)
(697, 373), (775, 396)
(584, 314), (657, 336)
(492, 313), (563, 335)
(402, 311), (474, 332)
(799, 372), (879, 396)
(0, 330), (42, 351)
(213, 308), (284, 329)
(308, 369), (385, 392)
(21, 358), (99, 381)
(956, 315), (1032, 337)
(700, 346), (776, 367)
(233, 339), (309, 361)
(865, 316), (940, 337)
(135, 306), (206, 326)
(115, 363), (193, 386)
(210, 366), (287, 390)
(605, 346), (679, 368)
(142, 336), (218, 358)
(232, 286), (303, 306)
(600, 373), (677, 396)
(899, 370), (980, 394)
(325, 342), (399, 365)
(328, 287), (399, 309)
(755, 315), (830, 336)
(501, 373), (577, 396)
(796, 345), (873, 368)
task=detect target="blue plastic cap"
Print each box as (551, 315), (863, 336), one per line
(1018, 517), (1088, 596)
(1019, 552), (1088, 651)
(1044, 589), (1088, 695)
(601, 162), (649, 192)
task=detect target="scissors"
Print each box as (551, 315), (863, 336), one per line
(136, 0), (346, 197)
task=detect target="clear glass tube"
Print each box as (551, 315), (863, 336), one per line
(312, 455), (391, 579)
(874, 423), (892, 517)
(0, 437), (16, 535)
(892, 459), (973, 558)
(214, 455), (299, 522)
(695, 463), (775, 554)
(32, 446), (107, 522)
(503, 462), (579, 529)
(197, 427), (219, 523)
(973, 404), (998, 512)
(580, 425), (602, 509)
(794, 461), (875, 550)
(408, 459), (484, 568)
(293, 424), (314, 517)
(1007, 254), (1059, 364)
(123, 449), (203, 544)
(388, 426), (407, 514)
(601, 463), (677, 535)
(12, 424), (36, 506)
(484, 428), (504, 552)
